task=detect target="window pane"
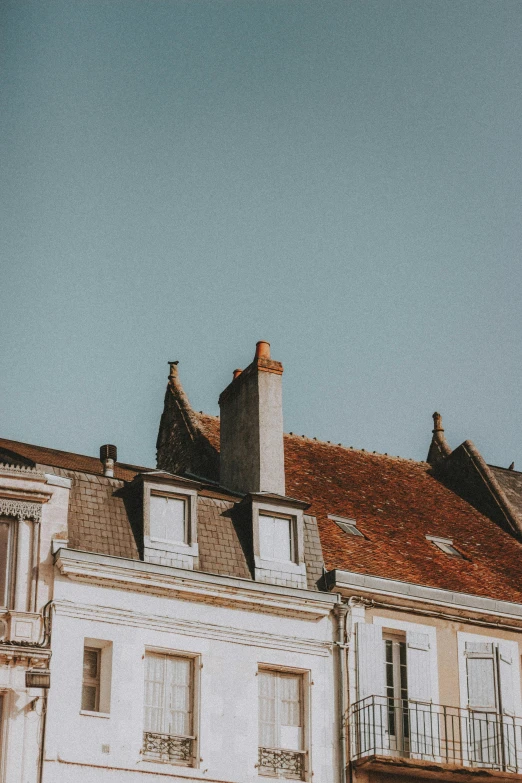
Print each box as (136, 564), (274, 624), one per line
(259, 671), (277, 748)
(273, 518), (292, 562)
(166, 657), (192, 736)
(82, 648), (100, 711)
(83, 649), (99, 679)
(259, 515), (274, 560)
(145, 654), (192, 737)
(150, 496), (186, 543)
(0, 521), (10, 607)
(82, 685), (98, 712)
(259, 671), (303, 751)
(259, 515), (292, 562)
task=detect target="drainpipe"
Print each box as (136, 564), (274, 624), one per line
(334, 602), (349, 783)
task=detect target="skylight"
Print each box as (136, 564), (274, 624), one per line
(426, 535), (463, 558)
(328, 515), (363, 537)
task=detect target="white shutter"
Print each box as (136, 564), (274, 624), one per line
(465, 642), (496, 710)
(356, 624), (385, 754)
(407, 631), (437, 758)
(407, 631), (431, 703)
(498, 644), (514, 716)
(356, 623), (385, 701)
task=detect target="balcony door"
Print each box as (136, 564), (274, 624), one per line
(355, 624), (435, 760)
(384, 634), (409, 755)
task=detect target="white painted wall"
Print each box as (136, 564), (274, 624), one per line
(43, 571), (338, 783)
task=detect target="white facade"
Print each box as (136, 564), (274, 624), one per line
(43, 550), (339, 783)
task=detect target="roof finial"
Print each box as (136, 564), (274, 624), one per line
(432, 411), (444, 432)
(168, 361), (179, 379)
(427, 411), (452, 466)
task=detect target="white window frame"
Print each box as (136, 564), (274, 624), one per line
(80, 638), (113, 717)
(143, 480), (199, 562)
(142, 648), (200, 768)
(252, 498), (307, 583)
(257, 665), (310, 781)
(149, 492), (189, 546)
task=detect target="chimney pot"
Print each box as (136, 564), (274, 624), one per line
(100, 444), (117, 477)
(233, 369), (242, 380)
(255, 341), (271, 360)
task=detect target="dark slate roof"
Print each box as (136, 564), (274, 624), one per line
(191, 413), (522, 604)
(0, 438), (144, 481)
(0, 438), (324, 589)
(489, 466), (522, 521)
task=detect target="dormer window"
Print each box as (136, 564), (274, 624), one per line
(138, 474), (201, 570)
(259, 514), (294, 563)
(150, 493), (187, 544)
(246, 494), (309, 589)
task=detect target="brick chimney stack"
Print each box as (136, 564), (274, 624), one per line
(218, 341), (285, 495)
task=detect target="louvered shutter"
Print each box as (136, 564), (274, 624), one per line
(356, 623), (385, 701)
(356, 623), (386, 754)
(465, 642), (496, 710)
(406, 631), (431, 703)
(498, 644), (514, 716)
(407, 631), (436, 757)
(498, 644), (517, 770)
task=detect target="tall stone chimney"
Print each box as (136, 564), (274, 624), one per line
(218, 341), (285, 495)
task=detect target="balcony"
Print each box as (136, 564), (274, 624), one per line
(350, 696), (522, 781)
(142, 731), (194, 766)
(258, 747), (306, 779)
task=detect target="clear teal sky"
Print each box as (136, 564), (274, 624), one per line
(2, 0), (521, 470)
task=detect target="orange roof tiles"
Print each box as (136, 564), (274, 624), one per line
(193, 414), (522, 603)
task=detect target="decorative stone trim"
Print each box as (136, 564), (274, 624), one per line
(0, 498), (42, 522)
(0, 463), (45, 479)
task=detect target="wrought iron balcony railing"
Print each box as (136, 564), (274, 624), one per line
(258, 746), (306, 779)
(143, 731), (194, 765)
(350, 696), (522, 773)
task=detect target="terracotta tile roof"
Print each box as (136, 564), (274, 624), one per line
(193, 414), (522, 603)
(0, 437), (147, 482)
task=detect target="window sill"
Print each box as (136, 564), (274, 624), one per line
(141, 755), (195, 769)
(80, 710), (110, 719)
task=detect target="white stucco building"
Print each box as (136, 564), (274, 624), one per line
(3, 340), (522, 783)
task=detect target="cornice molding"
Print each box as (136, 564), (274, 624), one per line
(53, 600), (333, 657)
(55, 549), (337, 621)
(328, 568), (522, 623)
